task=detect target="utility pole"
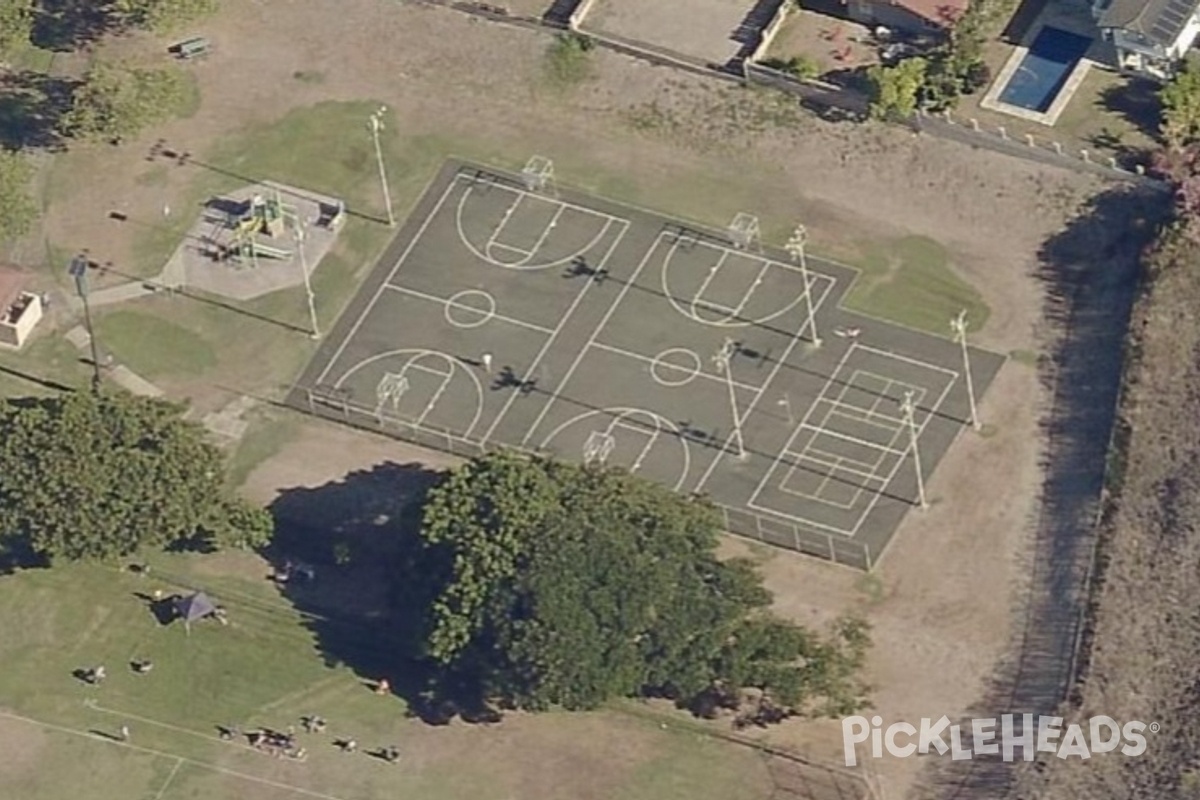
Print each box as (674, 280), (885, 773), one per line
(369, 106), (395, 227)
(713, 337), (747, 460)
(900, 390), (927, 510)
(784, 224), (821, 347)
(950, 309), (981, 431)
(294, 222), (320, 339)
(68, 254), (102, 393)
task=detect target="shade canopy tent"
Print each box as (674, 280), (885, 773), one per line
(175, 591), (217, 631)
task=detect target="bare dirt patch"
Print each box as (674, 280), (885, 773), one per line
(583, 0), (753, 62)
(0, 715), (48, 788)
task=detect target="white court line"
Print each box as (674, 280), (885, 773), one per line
(727, 259), (774, 320)
(483, 218), (630, 447)
(0, 709), (348, 800)
(855, 343), (960, 377)
(481, 175), (628, 224)
(382, 284), (555, 335)
(153, 758), (184, 800)
(805, 444), (890, 478)
(845, 371), (954, 537)
(748, 344), (959, 537)
(793, 424), (907, 460)
(693, 297), (738, 315)
(413, 370), (454, 428)
(778, 456), (876, 510)
(610, 417), (658, 473)
(314, 175), (462, 387)
(489, 192), (525, 253)
(520, 235), (659, 448)
(400, 360), (453, 380)
(748, 344), (861, 509)
(488, 241), (533, 257)
(503, 205), (566, 266)
(691, 268), (838, 494)
(824, 402), (908, 432)
(691, 249), (730, 312)
(588, 341), (762, 393)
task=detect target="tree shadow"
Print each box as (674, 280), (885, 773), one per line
(266, 461), (498, 725)
(0, 71), (78, 151)
(31, 0), (120, 53)
(917, 184), (1173, 799)
(1099, 78), (1162, 144)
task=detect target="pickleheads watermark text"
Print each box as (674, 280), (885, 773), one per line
(842, 715), (1156, 767)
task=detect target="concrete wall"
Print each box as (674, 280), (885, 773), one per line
(1171, 12), (1200, 58)
(569, 0), (599, 29)
(0, 292), (42, 349)
(750, 1), (794, 62)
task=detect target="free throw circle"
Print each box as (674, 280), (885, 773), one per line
(650, 348), (702, 387)
(444, 290), (496, 329)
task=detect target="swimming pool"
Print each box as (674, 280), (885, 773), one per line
(998, 27), (1092, 113)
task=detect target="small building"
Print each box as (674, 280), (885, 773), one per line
(0, 265), (43, 350)
(841, 0), (967, 35)
(1095, 0), (1200, 79)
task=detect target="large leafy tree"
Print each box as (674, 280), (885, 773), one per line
(1160, 59), (1200, 152)
(0, 0), (34, 62)
(113, 0), (219, 32)
(0, 150), (38, 242)
(868, 58), (928, 121)
(409, 452), (870, 719)
(0, 391), (272, 564)
(64, 62), (192, 143)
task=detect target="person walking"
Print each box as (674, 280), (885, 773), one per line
(480, 353), (493, 372)
(119, 725), (130, 742)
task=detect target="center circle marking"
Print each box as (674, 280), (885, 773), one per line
(650, 348), (702, 387)
(445, 290), (496, 329)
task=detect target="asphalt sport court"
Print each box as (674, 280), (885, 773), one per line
(291, 160), (1004, 569)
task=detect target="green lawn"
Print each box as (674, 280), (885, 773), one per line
(0, 333), (92, 396)
(227, 411), (301, 489)
(94, 310), (218, 380)
(0, 554), (776, 800)
(841, 235), (990, 335)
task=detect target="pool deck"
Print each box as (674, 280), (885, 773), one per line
(981, 44), (1093, 126)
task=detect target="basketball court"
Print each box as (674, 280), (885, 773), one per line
(290, 159), (1005, 569)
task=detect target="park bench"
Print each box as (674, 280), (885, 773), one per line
(173, 37), (211, 60)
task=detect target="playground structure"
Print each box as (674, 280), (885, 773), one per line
(162, 181), (345, 302)
(215, 189), (300, 268)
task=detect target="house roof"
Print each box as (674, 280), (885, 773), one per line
(1101, 0), (1199, 47)
(0, 265), (28, 311)
(894, 0), (969, 28)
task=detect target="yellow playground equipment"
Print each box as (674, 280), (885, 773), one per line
(234, 189), (298, 239)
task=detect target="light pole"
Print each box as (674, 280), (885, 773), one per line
(950, 310), (981, 431)
(785, 224), (821, 347)
(294, 222), (320, 339)
(68, 254), (102, 393)
(777, 394), (794, 427)
(369, 106), (395, 227)
(713, 337), (747, 460)
(899, 390), (927, 510)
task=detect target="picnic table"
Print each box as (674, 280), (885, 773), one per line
(173, 37), (211, 60)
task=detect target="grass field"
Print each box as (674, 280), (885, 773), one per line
(0, 552), (779, 800)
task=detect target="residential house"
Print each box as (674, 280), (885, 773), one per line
(1095, 0), (1200, 79)
(840, 0), (967, 35)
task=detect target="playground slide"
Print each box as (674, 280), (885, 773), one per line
(251, 244), (292, 259)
